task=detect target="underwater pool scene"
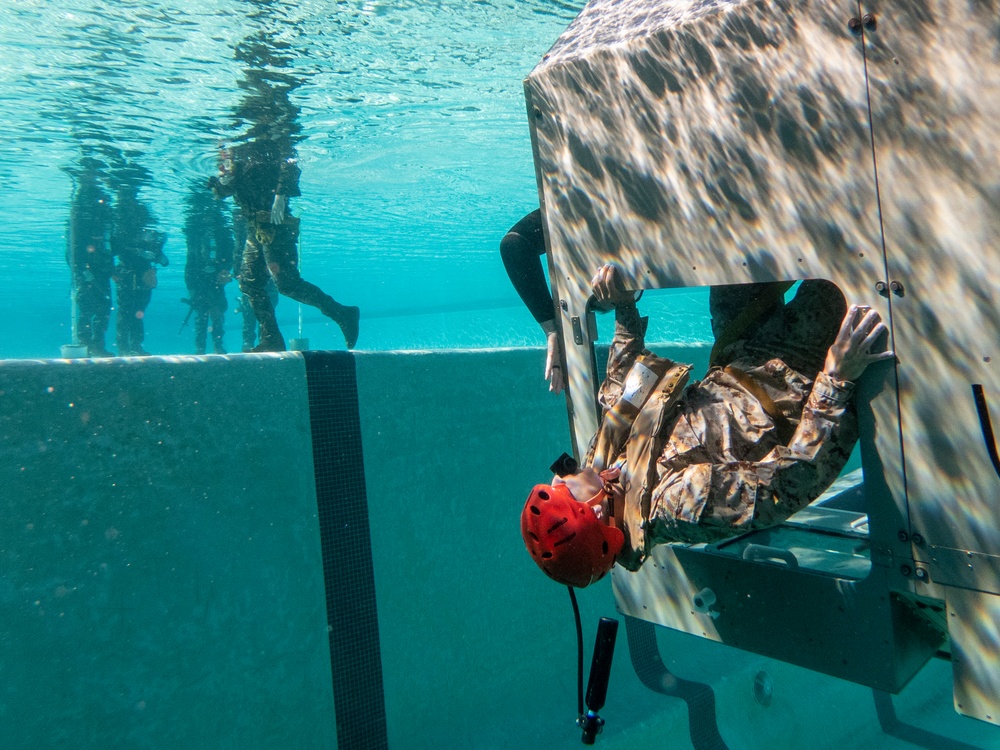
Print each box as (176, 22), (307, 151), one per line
(2, 0), (1000, 749)
(0, 0), (709, 359)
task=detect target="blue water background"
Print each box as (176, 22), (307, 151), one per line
(0, 0), (711, 359)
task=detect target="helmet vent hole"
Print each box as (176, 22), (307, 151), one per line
(537, 490), (550, 501)
(527, 531), (538, 541)
(602, 541), (609, 555)
(547, 517), (568, 534)
(529, 505), (541, 515)
(542, 552), (553, 559)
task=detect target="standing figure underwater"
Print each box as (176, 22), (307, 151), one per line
(522, 264), (893, 587)
(66, 159), (115, 358)
(183, 184), (235, 355)
(112, 185), (168, 357)
(208, 140), (359, 351)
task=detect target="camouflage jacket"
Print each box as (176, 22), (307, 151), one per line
(598, 301), (858, 570)
(210, 141), (302, 214)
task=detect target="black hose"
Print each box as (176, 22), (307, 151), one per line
(568, 585), (584, 717)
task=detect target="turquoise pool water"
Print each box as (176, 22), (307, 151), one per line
(4, 4), (1000, 750)
(0, 0), (713, 359)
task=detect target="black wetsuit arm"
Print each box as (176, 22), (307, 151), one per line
(500, 209), (554, 326)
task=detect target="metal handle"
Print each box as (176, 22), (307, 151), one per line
(742, 544), (800, 568)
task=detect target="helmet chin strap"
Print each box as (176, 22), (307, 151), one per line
(586, 467), (622, 522)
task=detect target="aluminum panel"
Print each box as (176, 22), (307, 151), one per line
(947, 587), (1000, 726)
(860, 0), (1000, 561)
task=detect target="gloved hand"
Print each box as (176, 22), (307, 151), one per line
(271, 194), (286, 225)
(541, 319), (565, 394)
(140, 250), (169, 267)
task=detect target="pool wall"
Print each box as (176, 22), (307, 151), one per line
(1, 348), (997, 749)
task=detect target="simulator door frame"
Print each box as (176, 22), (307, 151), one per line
(524, 0), (1000, 721)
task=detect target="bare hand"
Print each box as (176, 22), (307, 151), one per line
(591, 263), (634, 306)
(544, 331), (565, 394)
(271, 194), (286, 225)
(216, 149), (234, 186)
(823, 305), (894, 382)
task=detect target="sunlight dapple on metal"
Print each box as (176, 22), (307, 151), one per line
(525, 0), (1000, 726)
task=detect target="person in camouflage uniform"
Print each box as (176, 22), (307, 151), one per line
(66, 159), (115, 358)
(112, 185), (168, 357)
(208, 139), (359, 352)
(521, 264), (892, 585)
(184, 183), (235, 355)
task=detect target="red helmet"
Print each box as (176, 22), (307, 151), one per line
(521, 483), (625, 588)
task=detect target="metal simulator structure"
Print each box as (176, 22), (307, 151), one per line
(524, 0), (1000, 734)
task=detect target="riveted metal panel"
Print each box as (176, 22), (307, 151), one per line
(947, 587), (1000, 726)
(859, 0), (1000, 567)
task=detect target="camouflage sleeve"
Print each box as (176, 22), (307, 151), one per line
(754, 371), (858, 524)
(276, 159), (302, 198)
(646, 371), (857, 540)
(597, 301), (649, 410)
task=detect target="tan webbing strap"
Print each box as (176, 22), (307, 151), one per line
(723, 365), (793, 438)
(621, 363), (692, 566)
(587, 353), (678, 471)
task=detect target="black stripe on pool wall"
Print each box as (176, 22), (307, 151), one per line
(302, 350), (389, 750)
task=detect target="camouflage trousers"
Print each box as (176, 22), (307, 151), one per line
(73, 273), (111, 350)
(709, 279), (846, 379)
(237, 218), (344, 351)
(189, 284), (227, 354)
(116, 280), (153, 356)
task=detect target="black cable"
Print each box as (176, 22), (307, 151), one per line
(568, 585), (584, 717)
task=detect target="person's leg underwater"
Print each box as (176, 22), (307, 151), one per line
(500, 209), (552, 325)
(263, 221), (359, 349)
(210, 291), (226, 354)
(77, 278), (113, 357)
(194, 305), (209, 355)
(742, 280), (846, 380)
(115, 274), (137, 355)
(239, 237), (286, 352)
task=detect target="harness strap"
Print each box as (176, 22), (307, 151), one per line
(723, 364), (794, 438)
